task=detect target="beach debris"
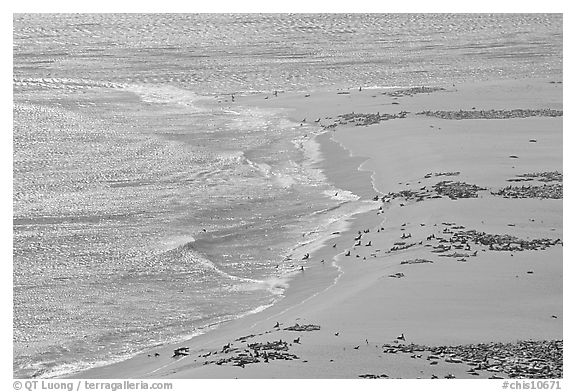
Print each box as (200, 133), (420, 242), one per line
(400, 258), (433, 265)
(424, 171), (461, 179)
(492, 184), (562, 199)
(380, 340), (562, 378)
(433, 181), (486, 199)
(431, 244), (451, 253)
(284, 323), (321, 332)
(235, 334), (257, 342)
(382, 180), (485, 203)
(388, 242), (417, 252)
(172, 347), (190, 357)
(416, 108), (563, 120)
(438, 252), (469, 258)
(215, 355), (258, 367)
(432, 228), (561, 252)
(358, 373), (389, 378)
(507, 171), (562, 183)
(382, 86), (445, 98)
(388, 272), (405, 279)
(337, 111), (408, 126)
(248, 340), (289, 351)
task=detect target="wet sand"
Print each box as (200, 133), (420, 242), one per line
(74, 78), (562, 379)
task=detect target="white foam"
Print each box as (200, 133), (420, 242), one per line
(225, 106), (288, 132)
(286, 199), (380, 269)
(33, 353), (135, 379)
(190, 253), (251, 283)
(243, 302), (275, 315)
(244, 158), (301, 188)
(157, 235), (196, 252)
(272, 173), (297, 188)
(245, 158), (272, 177)
(287, 135), (330, 187)
(13, 77), (126, 90)
(323, 188), (360, 202)
(231, 275), (292, 296)
(124, 84), (208, 112)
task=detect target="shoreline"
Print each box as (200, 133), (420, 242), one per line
(71, 77), (562, 379)
(70, 102), (383, 379)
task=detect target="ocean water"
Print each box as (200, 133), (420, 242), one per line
(13, 14), (562, 378)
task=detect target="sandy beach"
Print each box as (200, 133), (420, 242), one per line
(73, 78), (562, 379)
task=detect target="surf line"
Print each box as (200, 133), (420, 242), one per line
(143, 356), (186, 377)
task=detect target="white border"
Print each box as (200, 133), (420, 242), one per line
(3, 6), (571, 392)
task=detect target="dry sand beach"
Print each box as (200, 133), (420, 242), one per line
(75, 78), (563, 379)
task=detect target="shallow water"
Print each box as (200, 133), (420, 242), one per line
(13, 13), (562, 378)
